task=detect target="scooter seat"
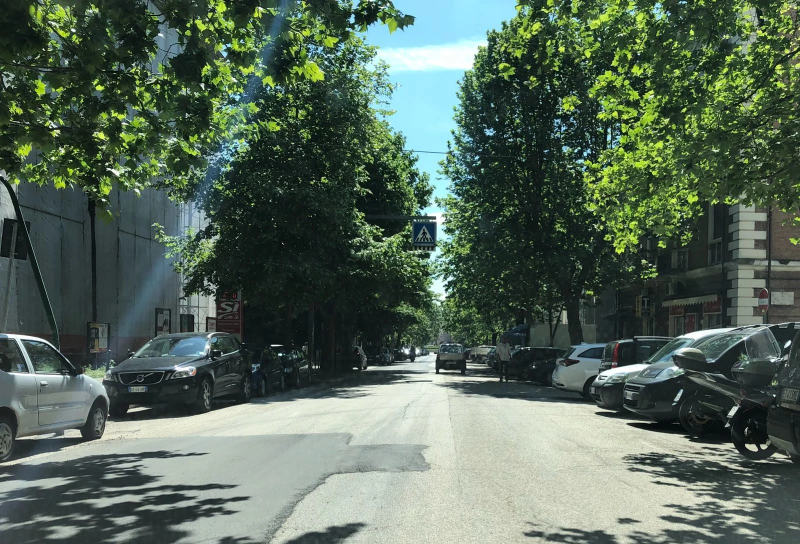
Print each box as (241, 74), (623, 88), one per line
(706, 372), (739, 388)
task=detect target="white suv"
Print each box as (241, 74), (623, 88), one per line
(551, 343), (606, 399)
(0, 334), (109, 462)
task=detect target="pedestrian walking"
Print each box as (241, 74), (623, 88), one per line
(497, 339), (511, 382)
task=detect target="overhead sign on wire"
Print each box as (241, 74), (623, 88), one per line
(412, 220), (436, 251)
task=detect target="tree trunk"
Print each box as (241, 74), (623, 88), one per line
(284, 300), (293, 346)
(308, 302), (315, 369)
(566, 299), (584, 344)
(88, 198), (98, 322)
(323, 303), (336, 374)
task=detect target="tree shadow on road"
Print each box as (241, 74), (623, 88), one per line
(280, 522), (366, 543)
(0, 450), (250, 544)
(524, 447), (800, 543)
(8, 436), (85, 463)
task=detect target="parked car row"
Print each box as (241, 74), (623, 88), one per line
(482, 322), (800, 464)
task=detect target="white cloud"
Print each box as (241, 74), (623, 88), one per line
(376, 39), (485, 72)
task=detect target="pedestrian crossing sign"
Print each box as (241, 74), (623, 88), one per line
(412, 221), (436, 249)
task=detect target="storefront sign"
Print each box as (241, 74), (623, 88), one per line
(216, 291), (243, 339)
(669, 305), (685, 316)
(703, 298), (722, 314)
(155, 308), (172, 336)
(87, 322), (110, 354)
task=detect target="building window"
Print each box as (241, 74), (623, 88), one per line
(708, 204), (725, 265)
(705, 313), (722, 329)
(671, 315), (685, 337)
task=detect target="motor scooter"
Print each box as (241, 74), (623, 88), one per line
(674, 347), (781, 459)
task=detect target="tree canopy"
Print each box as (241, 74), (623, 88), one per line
(438, 5), (639, 343)
(526, 0), (800, 249)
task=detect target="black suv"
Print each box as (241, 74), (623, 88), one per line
(103, 332), (252, 416)
(599, 336), (672, 373)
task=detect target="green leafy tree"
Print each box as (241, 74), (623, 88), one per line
(1, 0), (413, 321)
(440, 6), (635, 344)
(163, 39), (432, 370)
(533, 0), (800, 249)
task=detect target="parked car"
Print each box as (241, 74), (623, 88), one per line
(0, 334), (110, 462)
(485, 347), (497, 368)
(271, 344), (309, 388)
(471, 345), (495, 363)
(623, 325), (781, 423)
(598, 336), (672, 373)
(365, 346), (391, 366)
(436, 343), (466, 374)
(510, 347), (568, 383)
(104, 332), (251, 417)
(591, 329), (732, 411)
(250, 344), (288, 396)
(344, 346), (368, 371)
(394, 348), (407, 362)
(551, 343), (606, 399)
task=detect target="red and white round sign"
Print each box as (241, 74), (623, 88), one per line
(758, 288), (770, 315)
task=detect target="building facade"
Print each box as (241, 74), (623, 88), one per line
(598, 203), (800, 341)
(0, 179), (214, 366)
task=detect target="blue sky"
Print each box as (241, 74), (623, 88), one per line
(366, 1), (518, 295)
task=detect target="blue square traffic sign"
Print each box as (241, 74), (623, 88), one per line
(412, 221), (436, 249)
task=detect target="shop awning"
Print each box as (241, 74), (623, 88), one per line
(661, 294), (719, 308)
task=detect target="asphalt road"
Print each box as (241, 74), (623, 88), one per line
(2, 353), (800, 543)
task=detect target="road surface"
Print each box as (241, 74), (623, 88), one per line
(1, 353), (799, 543)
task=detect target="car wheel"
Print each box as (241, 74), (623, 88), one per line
(0, 414), (16, 463)
(295, 370), (301, 388)
(791, 454), (800, 466)
(280, 373), (286, 391)
(80, 400), (107, 440)
(258, 378), (267, 398)
(109, 402), (129, 418)
(582, 378), (594, 401)
(435, 366), (440, 374)
(678, 399), (720, 436)
(194, 378), (213, 413)
(545, 371), (554, 387)
(461, 365), (466, 375)
(238, 374), (252, 403)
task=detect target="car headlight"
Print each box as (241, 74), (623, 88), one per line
(660, 367), (685, 379)
(171, 366), (197, 379)
(104, 370), (115, 382)
(605, 374), (627, 384)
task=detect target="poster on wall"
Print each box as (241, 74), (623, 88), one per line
(87, 322), (110, 354)
(155, 308), (172, 336)
(206, 317), (217, 332)
(216, 291), (243, 340)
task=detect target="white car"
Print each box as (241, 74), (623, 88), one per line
(0, 334), (109, 462)
(551, 343), (606, 398)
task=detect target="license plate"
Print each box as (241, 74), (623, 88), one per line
(624, 391), (634, 400)
(674, 389), (683, 402)
(782, 388), (800, 403)
(727, 406), (739, 418)
(128, 386), (147, 393)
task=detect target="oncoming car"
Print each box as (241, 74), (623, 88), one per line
(436, 343), (466, 374)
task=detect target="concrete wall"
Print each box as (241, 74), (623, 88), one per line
(0, 182), (191, 365)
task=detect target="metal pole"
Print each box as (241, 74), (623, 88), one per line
(766, 207), (772, 324)
(2, 221), (18, 330)
(0, 174), (60, 348)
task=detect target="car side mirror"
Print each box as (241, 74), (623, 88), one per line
(210, 349), (223, 359)
(673, 348), (707, 371)
(72, 366), (84, 376)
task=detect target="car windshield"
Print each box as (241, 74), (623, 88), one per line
(694, 333), (749, 361)
(645, 337), (696, 364)
(134, 336), (207, 358)
(440, 344), (463, 354)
